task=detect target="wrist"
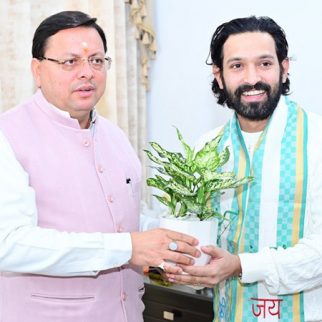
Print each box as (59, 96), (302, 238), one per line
(235, 255), (242, 278)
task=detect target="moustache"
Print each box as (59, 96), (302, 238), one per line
(235, 82), (271, 97)
(73, 81), (96, 92)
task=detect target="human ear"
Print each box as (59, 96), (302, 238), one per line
(281, 58), (290, 83)
(31, 58), (42, 88)
(212, 65), (224, 89)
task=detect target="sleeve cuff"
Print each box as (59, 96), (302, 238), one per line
(102, 232), (132, 268)
(239, 247), (276, 284)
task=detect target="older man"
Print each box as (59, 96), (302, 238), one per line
(0, 11), (199, 322)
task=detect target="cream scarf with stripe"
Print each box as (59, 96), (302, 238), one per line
(213, 96), (307, 322)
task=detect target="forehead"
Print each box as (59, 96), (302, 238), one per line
(222, 32), (277, 63)
(45, 26), (105, 55)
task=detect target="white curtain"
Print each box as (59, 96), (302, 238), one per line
(0, 0), (155, 202)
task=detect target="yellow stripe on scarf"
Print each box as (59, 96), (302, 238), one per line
(233, 146), (248, 322)
(292, 108), (305, 321)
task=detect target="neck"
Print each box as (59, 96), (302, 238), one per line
(69, 110), (92, 129)
(78, 113), (91, 129)
(237, 114), (268, 133)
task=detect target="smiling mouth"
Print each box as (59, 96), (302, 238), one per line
(242, 89), (265, 96)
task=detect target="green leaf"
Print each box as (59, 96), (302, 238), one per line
(178, 202), (187, 216)
(149, 142), (194, 175)
(217, 147), (230, 168)
(163, 163), (196, 183)
(144, 128), (254, 222)
(196, 185), (205, 204)
(206, 176), (253, 192)
(194, 134), (222, 164)
(166, 181), (195, 197)
(149, 142), (169, 158)
(175, 127), (194, 164)
(193, 135), (227, 171)
(147, 176), (171, 194)
(180, 197), (204, 214)
(153, 194), (171, 208)
(149, 166), (168, 176)
(144, 149), (166, 167)
(203, 171), (235, 183)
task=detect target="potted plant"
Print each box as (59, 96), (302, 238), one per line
(145, 128), (253, 266)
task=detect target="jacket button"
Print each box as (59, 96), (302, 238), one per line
(117, 225), (124, 232)
(83, 139), (90, 147)
(106, 195), (114, 203)
(121, 292), (127, 301)
(98, 165), (104, 173)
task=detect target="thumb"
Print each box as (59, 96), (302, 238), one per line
(200, 245), (223, 257)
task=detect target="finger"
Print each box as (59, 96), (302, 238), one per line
(166, 272), (203, 286)
(172, 240), (201, 258)
(200, 245), (220, 256)
(166, 230), (199, 246)
(179, 264), (213, 277)
(154, 262), (183, 275)
(165, 251), (195, 266)
(163, 264), (183, 275)
(169, 275), (215, 288)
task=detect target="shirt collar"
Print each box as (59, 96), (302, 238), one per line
(47, 102), (97, 129)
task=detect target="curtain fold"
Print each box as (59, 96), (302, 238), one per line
(0, 0), (155, 203)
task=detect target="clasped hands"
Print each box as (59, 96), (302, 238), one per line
(130, 228), (200, 274)
(130, 229), (241, 286)
(166, 245), (242, 288)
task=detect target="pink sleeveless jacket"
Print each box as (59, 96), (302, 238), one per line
(0, 90), (144, 322)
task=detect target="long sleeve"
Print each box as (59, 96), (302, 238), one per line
(239, 236), (322, 295)
(0, 131), (132, 276)
(239, 115), (322, 295)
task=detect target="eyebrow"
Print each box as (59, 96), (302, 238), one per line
(226, 54), (276, 64)
(60, 51), (105, 58)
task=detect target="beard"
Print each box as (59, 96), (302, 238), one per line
(222, 74), (283, 121)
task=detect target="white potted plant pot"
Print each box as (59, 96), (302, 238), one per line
(145, 128), (252, 289)
(160, 214), (218, 266)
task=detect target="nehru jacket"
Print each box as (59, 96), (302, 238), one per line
(0, 90), (144, 322)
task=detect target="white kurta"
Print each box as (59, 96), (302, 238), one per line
(197, 97), (322, 322)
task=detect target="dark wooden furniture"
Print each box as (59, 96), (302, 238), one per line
(143, 278), (213, 322)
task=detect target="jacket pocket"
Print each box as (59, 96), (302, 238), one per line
(31, 293), (95, 303)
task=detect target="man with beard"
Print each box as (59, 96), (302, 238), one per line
(166, 16), (322, 322)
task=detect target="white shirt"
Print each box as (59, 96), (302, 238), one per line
(197, 104), (322, 321)
(239, 113), (322, 322)
(241, 130), (262, 163)
(0, 130), (132, 276)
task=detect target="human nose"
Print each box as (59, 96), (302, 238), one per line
(243, 65), (261, 85)
(77, 59), (94, 79)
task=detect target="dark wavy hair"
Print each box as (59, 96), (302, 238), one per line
(208, 16), (290, 105)
(32, 11), (107, 59)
